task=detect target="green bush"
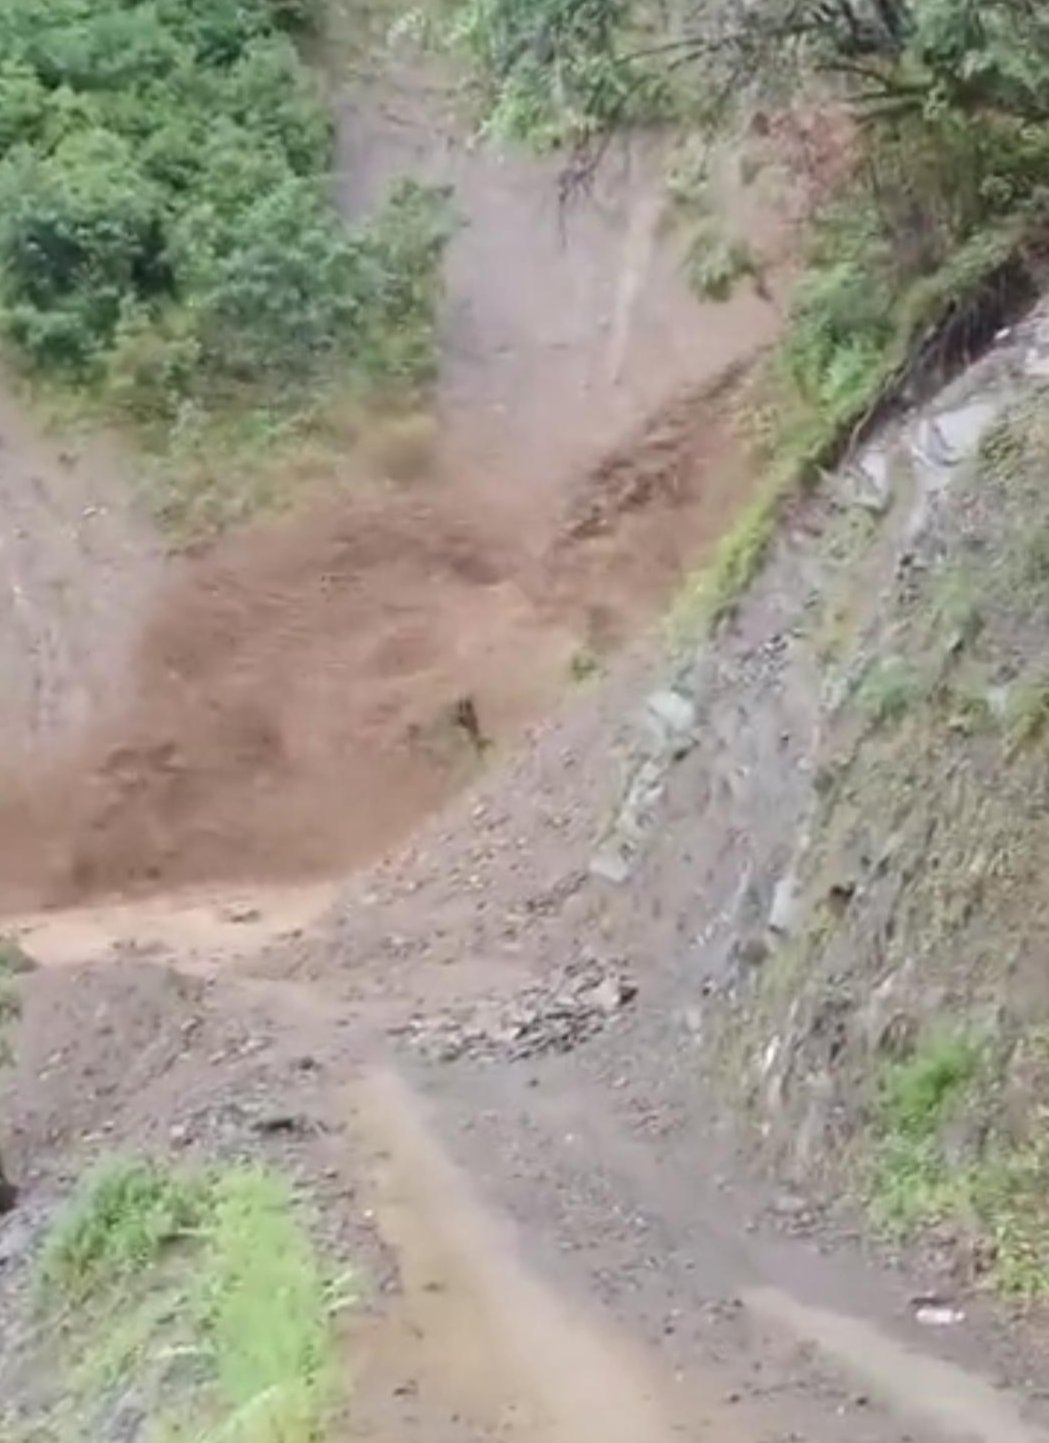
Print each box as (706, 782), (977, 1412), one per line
(37, 1157), (209, 1300)
(0, 0), (451, 414)
(879, 1032), (983, 1138)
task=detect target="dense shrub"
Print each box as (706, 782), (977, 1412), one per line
(0, 0), (451, 411)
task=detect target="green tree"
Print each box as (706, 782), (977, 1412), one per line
(0, 128), (169, 370)
(0, 0), (452, 423)
(172, 174), (357, 383)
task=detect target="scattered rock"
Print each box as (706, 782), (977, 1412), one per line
(251, 1112), (311, 1136)
(732, 933), (770, 975)
(859, 967), (919, 1058)
(768, 876), (800, 936)
(0, 1209), (33, 1268)
(394, 959), (639, 1063)
(825, 877), (856, 915)
(222, 903), (262, 925)
(1024, 345), (1049, 380)
(103, 1395), (148, 1443)
(911, 417), (953, 472)
(0, 1154), (16, 1216)
(932, 398), (1003, 463)
(593, 974), (637, 1013)
(771, 1192), (809, 1219)
(589, 845), (633, 885)
(847, 445), (894, 515)
(914, 1303), (965, 1327)
(643, 688), (697, 746)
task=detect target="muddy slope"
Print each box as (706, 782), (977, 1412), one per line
(0, 53), (779, 911)
(0, 373), (753, 909)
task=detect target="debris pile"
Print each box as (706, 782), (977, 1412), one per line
(394, 959), (638, 1063)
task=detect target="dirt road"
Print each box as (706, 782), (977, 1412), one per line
(6, 886), (1048, 1443)
(8, 462), (1049, 1439)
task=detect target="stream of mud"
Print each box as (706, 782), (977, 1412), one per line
(0, 97), (775, 912)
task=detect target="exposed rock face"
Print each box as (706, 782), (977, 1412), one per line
(694, 306), (1049, 1229)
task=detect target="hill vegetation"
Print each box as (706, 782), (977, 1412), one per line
(0, 0), (451, 428)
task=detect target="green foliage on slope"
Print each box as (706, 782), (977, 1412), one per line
(21, 1158), (348, 1442)
(0, 0), (452, 421)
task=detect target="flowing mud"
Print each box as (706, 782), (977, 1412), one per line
(0, 362), (757, 910)
(0, 44), (780, 912)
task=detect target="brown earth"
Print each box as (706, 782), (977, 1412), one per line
(0, 322), (764, 911)
(0, 44), (799, 914)
(0, 67), (853, 918)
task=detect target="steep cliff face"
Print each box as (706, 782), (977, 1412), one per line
(704, 306), (1049, 1295)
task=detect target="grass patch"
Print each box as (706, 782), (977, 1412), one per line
(870, 1031), (1049, 1295)
(0, 936), (34, 976)
(880, 1032), (983, 1136)
(36, 1157), (208, 1302)
(196, 1169), (335, 1442)
(669, 468), (786, 636)
(0, 937), (26, 1048)
(870, 1030), (985, 1233)
(1005, 674), (1049, 753)
(930, 566), (985, 648)
(22, 1157), (345, 1442)
(568, 645), (603, 684)
(942, 678), (996, 737)
(857, 656), (921, 727)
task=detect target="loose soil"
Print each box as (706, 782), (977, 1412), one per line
(0, 369), (756, 909)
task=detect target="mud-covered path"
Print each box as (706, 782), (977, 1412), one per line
(7, 894), (1047, 1443)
